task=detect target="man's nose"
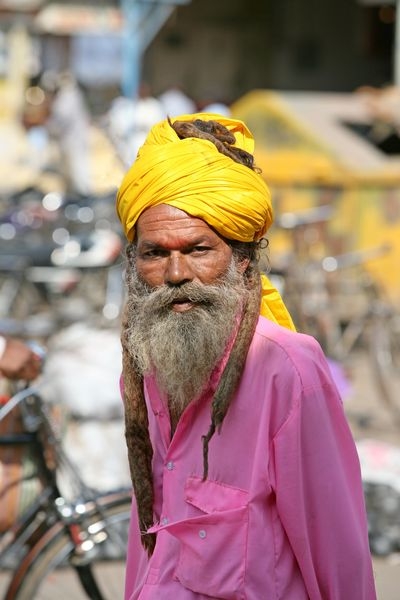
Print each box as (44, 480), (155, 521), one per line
(165, 252), (192, 285)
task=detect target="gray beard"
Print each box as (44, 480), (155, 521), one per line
(124, 258), (248, 418)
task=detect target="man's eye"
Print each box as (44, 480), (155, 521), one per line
(141, 249), (165, 258)
(192, 246), (210, 254)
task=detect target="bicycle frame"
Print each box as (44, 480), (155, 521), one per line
(0, 386), (132, 599)
(3, 490), (132, 600)
(0, 388), (61, 560)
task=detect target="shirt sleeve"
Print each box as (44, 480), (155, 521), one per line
(271, 342), (377, 600)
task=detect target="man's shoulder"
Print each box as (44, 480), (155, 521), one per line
(253, 315), (322, 362)
(248, 317), (334, 401)
(255, 315), (313, 342)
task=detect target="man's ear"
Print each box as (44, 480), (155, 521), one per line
(237, 257), (251, 274)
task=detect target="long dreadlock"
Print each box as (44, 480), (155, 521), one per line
(121, 117), (264, 555)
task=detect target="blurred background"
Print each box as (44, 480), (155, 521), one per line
(0, 1), (399, 597)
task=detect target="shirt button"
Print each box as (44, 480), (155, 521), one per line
(161, 517), (169, 525)
(198, 529), (207, 539)
(166, 461), (175, 471)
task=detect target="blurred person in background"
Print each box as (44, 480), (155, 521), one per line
(21, 76), (52, 174)
(107, 81), (166, 168)
(199, 100), (231, 116)
(41, 70), (92, 197)
(0, 336), (40, 381)
(158, 84), (196, 117)
(196, 88), (231, 116)
(116, 113), (376, 599)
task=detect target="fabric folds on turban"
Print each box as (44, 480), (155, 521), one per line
(116, 112), (295, 331)
(116, 113), (272, 243)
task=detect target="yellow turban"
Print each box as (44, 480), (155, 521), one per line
(116, 112), (295, 331)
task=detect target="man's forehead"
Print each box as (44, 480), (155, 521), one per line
(136, 204), (214, 236)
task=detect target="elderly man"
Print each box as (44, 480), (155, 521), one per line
(116, 114), (376, 599)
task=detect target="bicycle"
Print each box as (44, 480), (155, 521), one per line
(269, 205), (400, 427)
(319, 246), (400, 426)
(0, 375), (132, 599)
(0, 186), (125, 332)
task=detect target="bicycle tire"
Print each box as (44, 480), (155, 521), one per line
(4, 491), (132, 600)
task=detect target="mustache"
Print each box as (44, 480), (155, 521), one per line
(135, 280), (230, 311)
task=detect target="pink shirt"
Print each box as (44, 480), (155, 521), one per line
(125, 316), (376, 599)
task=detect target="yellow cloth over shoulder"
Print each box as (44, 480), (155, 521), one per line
(116, 112), (295, 331)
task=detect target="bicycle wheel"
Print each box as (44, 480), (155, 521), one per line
(5, 491), (132, 600)
(370, 310), (400, 425)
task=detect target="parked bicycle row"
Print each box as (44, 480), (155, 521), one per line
(267, 205), (400, 427)
(0, 328), (131, 599)
(0, 187), (126, 338)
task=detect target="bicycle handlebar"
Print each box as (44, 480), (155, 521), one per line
(322, 243), (392, 272)
(0, 385), (40, 422)
(275, 205), (334, 229)
(0, 342), (45, 422)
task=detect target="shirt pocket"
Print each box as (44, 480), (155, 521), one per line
(167, 476), (249, 599)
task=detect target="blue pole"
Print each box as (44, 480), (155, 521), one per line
(395, 0), (400, 85)
(121, 0), (142, 99)
(120, 0), (191, 98)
